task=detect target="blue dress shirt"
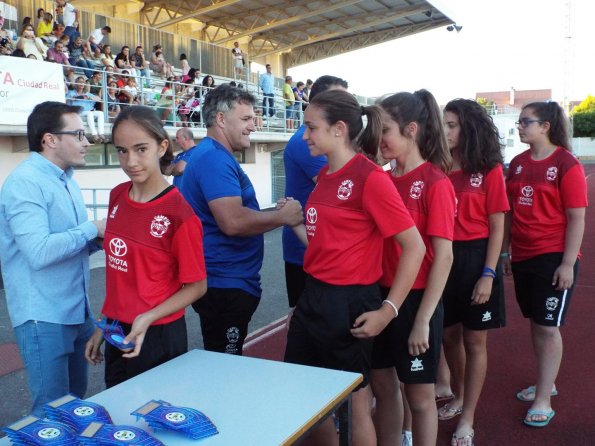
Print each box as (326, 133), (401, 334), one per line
(259, 72), (275, 95)
(0, 153), (99, 328)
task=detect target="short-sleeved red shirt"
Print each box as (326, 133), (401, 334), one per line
(506, 148), (588, 261)
(380, 162), (456, 289)
(304, 154), (415, 285)
(102, 183), (206, 325)
(449, 164), (509, 241)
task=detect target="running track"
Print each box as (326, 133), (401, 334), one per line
(244, 163), (595, 445)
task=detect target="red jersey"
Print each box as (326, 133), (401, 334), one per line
(380, 162), (456, 289)
(506, 147), (587, 261)
(102, 183), (206, 325)
(304, 154), (415, 285)
(449, 164), (509, 241)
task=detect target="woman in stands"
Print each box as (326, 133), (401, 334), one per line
(85, 106), (207, 387)
(99, 45), (116, 70)
(370, 90), (455, 446)
(439, 99), (509, 445)
(502, 101), (587, 428)
(284, 89), (426, 446)
(16, 23), (47, 60)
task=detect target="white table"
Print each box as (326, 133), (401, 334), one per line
(3, 350), (362, 445)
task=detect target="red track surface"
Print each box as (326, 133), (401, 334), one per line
(245, 163), (595, 445)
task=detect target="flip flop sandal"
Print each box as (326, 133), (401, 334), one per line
(523, 409), (555, 427)
(451, 429), (474, 446)
(438, 404), (463, 421)
(436, 393), (455, 403)
(516, 385), (558, 402)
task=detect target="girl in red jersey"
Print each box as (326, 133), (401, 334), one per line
(85, 106), (207, 387)
(370, 90), (456, 446)
(440, 99), (509, 446)
(284, 89), (426, 446)
(503, 101), (587, 428)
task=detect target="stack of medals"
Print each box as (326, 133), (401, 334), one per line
(2, 416), (78, 445)
(131, 400), (218, 440)
(44, 395), (112, 434)
(79, 422), (164, 446)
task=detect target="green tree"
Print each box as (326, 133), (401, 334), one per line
(572, 95), (595, 113)
(572, 95), (595, 137)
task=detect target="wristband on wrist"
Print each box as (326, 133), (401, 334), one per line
(500, 252), (510, 258)
(382, 299), (399, 318)
(482, 266), (497, 278)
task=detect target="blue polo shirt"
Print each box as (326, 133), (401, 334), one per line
(282, 125), (327, 265)
(182, 137), (263, 298)
(171, 145), (197, 192)
(0, 153), (99, 328)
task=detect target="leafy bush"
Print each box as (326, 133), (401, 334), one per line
(572, 111), (595, 137)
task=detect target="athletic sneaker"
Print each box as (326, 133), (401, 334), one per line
(402, 430), (413, 446)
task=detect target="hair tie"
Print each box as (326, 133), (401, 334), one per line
(361, 105), (366, 116)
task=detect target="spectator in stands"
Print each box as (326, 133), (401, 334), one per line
(130, 45), (151, 87)
(87, 25), (110, 52)
(180, 53), (191, 80)
(46, 39), (70, 66)
(17, 24), (48, 61)
(106, 81), (121, 118)
(66, 76), (106, 143)
(54, 4), (64, 26)
(59, 34), (70, 56)
(231, 41), (244, 78)
(150, 44), (173, 79)
(181, 85), (303, 356)
(0, 101), (105, 417)
(259, 63), (275, 118)
(88, 70), (102, 96)
(46, 23), (65, 47)
(189, 67), (202, 85)
(34, 8), (45, 29)
(22, 17), (32, 28)
(202, 75), (215, 91)
(167, 128), (197, 192)
(99, 44), (116, 69)
(157, 79), (176, 124)
(68, 35), (95, 78)
(292, 81), (305, 125)
(254, 107), (263, 131)
(64, 67), (76, 89)
(0, 14), (14, 56)
(283, 75), (295, 130)
(121, 76), (141, 105)
(302, 79), (313, 106)
(37, 12), (54, 42)
(56, 0), (79, 40)
(115, 46), (137, 78)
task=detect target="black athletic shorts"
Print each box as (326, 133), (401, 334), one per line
(442, 239), (506, 330)
(192, 287), (260, 355)
(512, 252), (578, 327)
(284, 261), (307, 308)
(104, 316), (187, 388)
(284, 275), (382, 389)
(371, 288), (443, 384)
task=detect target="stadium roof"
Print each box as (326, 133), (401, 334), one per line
(107, 0), (457, 66)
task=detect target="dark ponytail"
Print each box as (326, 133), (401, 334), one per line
(380, 89), (451, 172)
(310, 89), (382, 161)
(523, 101), (571, 151)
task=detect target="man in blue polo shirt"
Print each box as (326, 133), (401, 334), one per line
(282, 75), (348, 309)
(168, 127), (197, 193)
(182, 84), (303, 355)
(0, 101), (105, 416)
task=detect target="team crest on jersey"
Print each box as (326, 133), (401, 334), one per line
(515, 165), (523, 174)
(546, 166), (558, 181)
(109, 205), (119, 219)
(150, 215), (171, 238)
(337, 180), (354, 200)
(409, 181), (424, 200)
(546, 296), (559, 311)
(470, 173), (483, 187)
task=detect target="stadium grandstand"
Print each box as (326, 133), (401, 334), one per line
(0, 0), (455, 209)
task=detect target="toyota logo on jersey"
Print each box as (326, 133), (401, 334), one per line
(109, 238), (127, 256)
(306, 207), (318, 224)
(521, 186), (533, 197)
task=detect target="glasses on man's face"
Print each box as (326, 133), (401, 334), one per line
(53, 130), (86, 141)
(515, 118), (543, 128)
